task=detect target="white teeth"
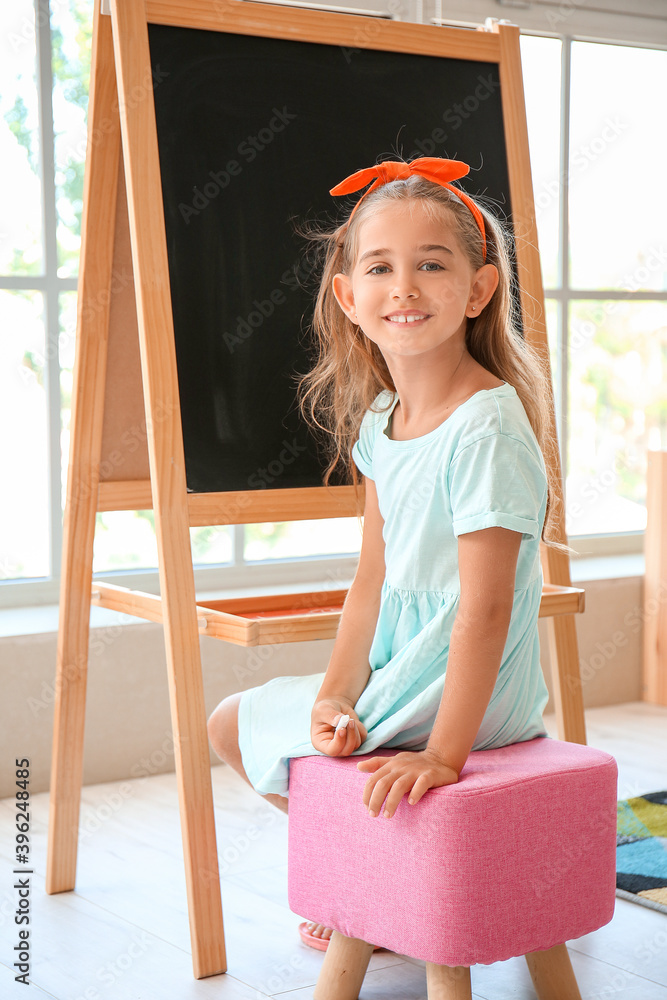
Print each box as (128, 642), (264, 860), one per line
(388, 315), (425, 323)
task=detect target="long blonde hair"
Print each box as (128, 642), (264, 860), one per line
(297, 174), (563, 546)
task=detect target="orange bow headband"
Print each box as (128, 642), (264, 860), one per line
(330, 157), (486, 262)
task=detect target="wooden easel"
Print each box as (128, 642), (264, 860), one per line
(47, 0), (587, 980)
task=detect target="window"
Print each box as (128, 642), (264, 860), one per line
(2, 1), (662, 606)
(565, 41), (667, 539)
(1, 3), (51, 587)
(521, 34), (667, 543)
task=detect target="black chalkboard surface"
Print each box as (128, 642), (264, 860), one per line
(148, 24), (511, 493)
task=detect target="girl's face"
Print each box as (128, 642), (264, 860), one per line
(332, 200), (497, 365)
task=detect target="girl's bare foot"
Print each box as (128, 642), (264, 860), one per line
(298, 921), (383, 953)
(307, 922), (332, 941)
(299, 921), (333, 950)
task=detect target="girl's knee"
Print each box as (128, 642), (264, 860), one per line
(207, 692), (242, 762)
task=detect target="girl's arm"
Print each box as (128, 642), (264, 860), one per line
(425, 526), (522, 768)
(358, 525), (522, 816)
(311, 476), (386, 756)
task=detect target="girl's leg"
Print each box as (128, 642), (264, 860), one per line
(207, 691), (331, 944)
(207, 691), (288, 815)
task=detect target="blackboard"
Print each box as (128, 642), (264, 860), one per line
(148, 24), (511, 494)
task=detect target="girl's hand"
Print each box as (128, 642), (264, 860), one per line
(311, 699), (367, 757)
(357, 748), (458, 818)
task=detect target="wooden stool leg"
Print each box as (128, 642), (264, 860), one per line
(525, 943), (582, 1000)
(313, 931), (374, 1000)
(426, 963), (472, 1000)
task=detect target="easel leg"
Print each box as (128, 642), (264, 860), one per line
(543, 545), (587, 745)
(159, 583), (227, 978)
(496, 18), (589, 751)
(547, 615), (587, 744)
(109, 0), (226, 976)
(46, 4), (121, 895)
(46, 576), (95, 893)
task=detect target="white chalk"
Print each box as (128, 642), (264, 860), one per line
(335, 714), (351, 733)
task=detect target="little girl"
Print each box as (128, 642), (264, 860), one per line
(208, 155), (558, 947)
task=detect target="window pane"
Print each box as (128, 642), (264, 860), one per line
(569, 43), (667, 291)
(0, 290), (49, 579)
(520, 34), (561, 289)
(191, 526), (233, 566)
(92, 515), (235, 573)
(93, 511), (159, 573)
(51, 0), (92, 278)
(245, 519), (362, 561)
(566, 300), (667, 537)
(0, 4), (42, 274)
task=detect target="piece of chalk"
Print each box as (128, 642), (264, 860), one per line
(335, 714), (351, 733)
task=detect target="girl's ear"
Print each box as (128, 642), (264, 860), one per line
(332, 272), (357, 323)
(466, 263), (499, 318)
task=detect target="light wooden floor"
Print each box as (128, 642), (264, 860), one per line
(1, 701), (667, 999)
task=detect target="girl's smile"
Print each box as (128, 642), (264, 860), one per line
(384, 310), (430, 324)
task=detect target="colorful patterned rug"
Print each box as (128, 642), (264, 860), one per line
(616, 791), (667, 915)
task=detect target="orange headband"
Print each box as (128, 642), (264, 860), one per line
(330, 157), (486, 262)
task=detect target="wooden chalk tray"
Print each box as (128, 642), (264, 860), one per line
(91, 581), (584, 647)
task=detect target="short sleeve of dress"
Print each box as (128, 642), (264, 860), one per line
(351, 423), (373, 478)
(351, 393), (393, 479)
(448, 432), (547, 539)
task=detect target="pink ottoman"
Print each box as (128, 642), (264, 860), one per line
(288, 738), (617, 999)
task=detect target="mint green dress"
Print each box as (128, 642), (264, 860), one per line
(238, 383), (549, 796)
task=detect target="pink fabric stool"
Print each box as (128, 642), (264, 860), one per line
(288, 737), (617, 1000)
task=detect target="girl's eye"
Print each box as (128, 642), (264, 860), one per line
(365, 261), (444, 275)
